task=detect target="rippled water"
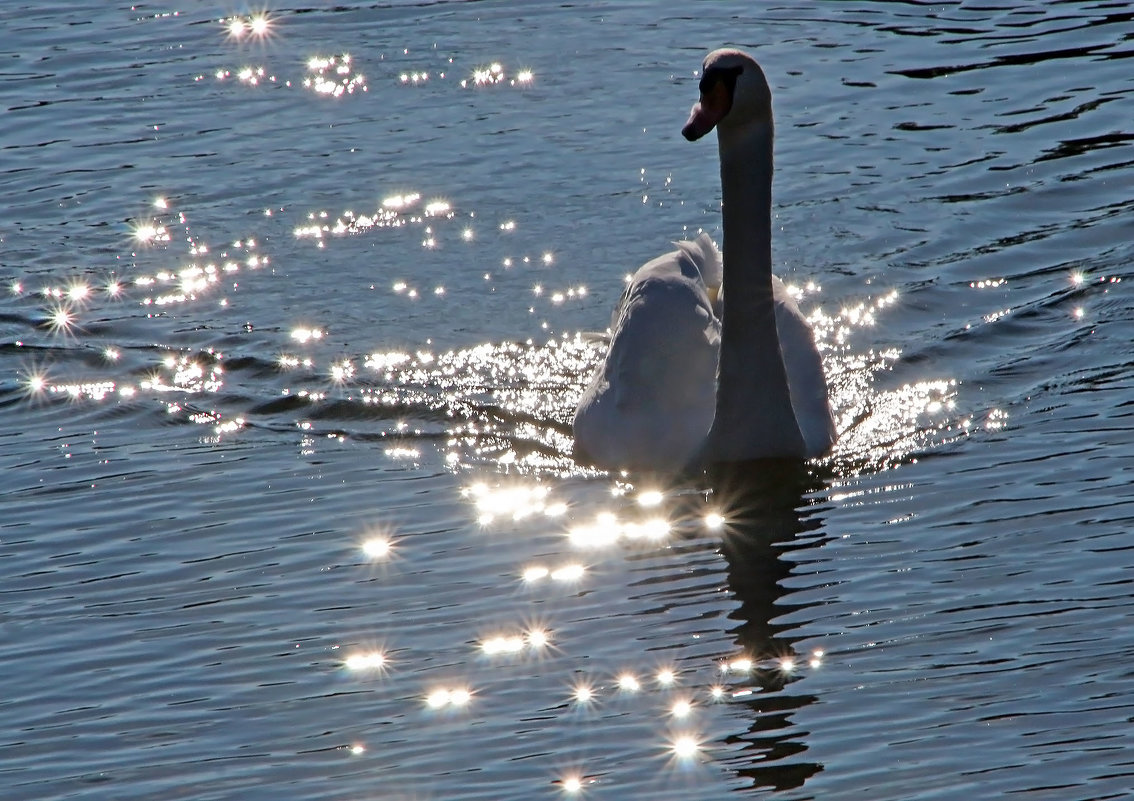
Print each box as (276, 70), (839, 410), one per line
(2, 2), (1132, 799)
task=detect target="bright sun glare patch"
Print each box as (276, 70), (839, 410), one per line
(570, 680), (596, 705)
(617, 673), (640, 692)
(671, 734), (701, 760)
(426, 687), (472, 710)
(225, 12), (272, 40)
(670, 698), (694, 719)
(344, 651), (387, 672)
(44, 304), (76, 335)
(637, 489), (664, 507)
(303, 53), (366, 97)
(481, 635), (525, 656)
(463, 481), (560, 525)
(560, 774), (583, 794)
(550, 563), (585, 582)
(24, 369), (49, 396)
(132, 222), (169, 245)
(361, 534), (394, 560)
(480, 626), (552, 656)
(290, 326), (324, 344)
(522, 565), (550, 583)
(724, 658), (753, 674)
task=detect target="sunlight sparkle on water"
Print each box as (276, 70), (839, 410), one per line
(567, 514), (623, 549)
(330, 359), (355, 383)
(671, 698), (694, 719)
(361, 535), (394, 560)
(224, 13), (272, 41)
(671, 735), (701, 760)
(383, 192), (421, 210)
(344, 651), (387, 672)
(24, 370), (48, 396)
(523, 566), (550, 582)
(550, 563), (585, 582)
(617, 673), (640, 692)
(464, 481), (558, 524)
(570, 680), (596, 706)
(290, 326), (324, 344)
(637, 489), (664, 507)
(426, 687), (472, 709)
(303, 54), (365, 97)
(523, 563), (585, 583)
(622, 517), (670, 542)
(66, 281), (90, 304)
(526, 627), (551, 649)
(45, 304), (76, 335)
(560, 775), (583, 795)
(132, 222), (169, 245)
(481, 635), (525, 656)
(480, 626), (552, 656)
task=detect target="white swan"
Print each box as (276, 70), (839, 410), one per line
(572, 48), (836, 472)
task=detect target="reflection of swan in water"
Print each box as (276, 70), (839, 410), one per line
(573, 48), (836, 473)
(710, 461), (828, 790)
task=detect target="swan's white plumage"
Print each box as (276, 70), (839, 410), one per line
(572, 48), (836, 473)
(572, 234), (720, 472)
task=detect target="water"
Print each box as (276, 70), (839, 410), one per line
(1, 2), (1132, 799)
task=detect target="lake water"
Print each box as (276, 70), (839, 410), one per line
(2, 2), (1133, 799)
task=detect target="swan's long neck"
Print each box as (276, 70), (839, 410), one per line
(705, 119), (807, 461)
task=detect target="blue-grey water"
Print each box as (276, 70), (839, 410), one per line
(2, 2), (1132, 799)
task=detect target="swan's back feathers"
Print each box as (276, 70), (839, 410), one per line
(573, 241), (721, 472)
(674, 232), (722, 292)
(673, 232), (723, 316)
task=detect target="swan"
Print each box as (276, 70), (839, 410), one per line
(572, 48), (836, 472)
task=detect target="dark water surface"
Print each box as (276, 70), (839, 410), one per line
(2, 2), (1132, 799)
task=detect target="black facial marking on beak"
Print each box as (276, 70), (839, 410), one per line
(698, 64), (743, 98)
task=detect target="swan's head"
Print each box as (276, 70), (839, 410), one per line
(682, 49), (771, 141)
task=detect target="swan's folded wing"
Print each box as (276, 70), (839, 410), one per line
(573, 261), (720, 472)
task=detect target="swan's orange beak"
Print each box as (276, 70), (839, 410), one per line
(682, 80), (732, 141)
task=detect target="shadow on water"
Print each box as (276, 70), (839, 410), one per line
(704, 460), (832, 793)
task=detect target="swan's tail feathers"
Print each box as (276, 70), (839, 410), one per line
(673, 233), (723, 295)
